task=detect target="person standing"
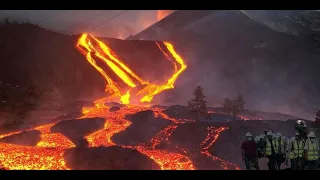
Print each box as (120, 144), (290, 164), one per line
(290, 132), (305, 170)
(304, 132), (319, 170)
(287, 137), (296, 169)
(265, 131), (277, 170)
(274, 132), (285, 170)
(241, 132), (259, 170)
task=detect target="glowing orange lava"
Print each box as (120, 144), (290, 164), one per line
(0, 33), (240, 170)
(76, 33), (187, 105)
(157, 10), (174, 21)
(0, 123), (75, 170)
(200, 126), (241, 170)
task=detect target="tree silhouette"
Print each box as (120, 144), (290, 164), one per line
(222, 95), (245, 121)
(315, 110), (320, 125)
(187, 86), (208, 121)
(233, 95), (245, 120)
(223, 98), (233, 118)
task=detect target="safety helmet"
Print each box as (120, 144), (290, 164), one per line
(255, 136), (260, 142)
(308, 132), (316, 138)
(296, 120), (307, 127)
(295, 132), (300, 136)
(276, 132), (282, 137)
(267, 131), (273, 136)
(246, 132), (253, 137)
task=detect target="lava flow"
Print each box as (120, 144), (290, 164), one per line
(0, 33), (240, 170)
(200, 127), (241, 170)
(0, 123), (75, 170)
(76, 34), (195, 169)
(76, 33), (187, 105)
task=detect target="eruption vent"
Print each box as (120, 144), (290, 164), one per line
(76, 33), (186, 105)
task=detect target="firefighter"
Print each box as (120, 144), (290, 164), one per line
(274, 132), (285, 170)
(304, 132), (319, 170)
(265, 131), (277, 170)
(290, 132), (306, 170)
(241, 132), (259, 170)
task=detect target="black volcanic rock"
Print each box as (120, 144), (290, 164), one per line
(164, 105), (190, 119)
(105, 102), (125, 108)
(53, 111), (83, 121)
(112, 110), (171, 146)
(50, 117), (105, 147)
(159, 123), (208, 151)
(109, 106), (120, 112)
(0, 23), (173, 117)
(63, 146), (160, 170)
(241, 10), (320, 37)
(130, 10), (320, 119)
(0, 130), (41, 146)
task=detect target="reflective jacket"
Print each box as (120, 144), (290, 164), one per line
(291, 139), (305, 158)
(305, 139), (319, 161)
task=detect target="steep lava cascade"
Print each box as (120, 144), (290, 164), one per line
(0, 34), (239, 170)
(76, 33), (187, 105)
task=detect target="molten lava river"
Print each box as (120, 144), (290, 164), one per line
(0, 34), (241, 170)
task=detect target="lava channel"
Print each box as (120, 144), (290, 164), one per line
(200, 127), (241, 170)
(0, 123), (75, 170)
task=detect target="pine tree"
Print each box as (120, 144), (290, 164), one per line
(187, 86), (207, 121)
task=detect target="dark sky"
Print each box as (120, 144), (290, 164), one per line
(0, 10), (174, 39)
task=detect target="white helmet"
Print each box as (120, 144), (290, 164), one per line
(246, 132), (253, 137)
(276, 132), (282, 137)
(296, 120), (306, 127)
(295, 132), (300, 136)
(255, 136), (260, 142)
(267, 131), (273, 136)
(308, 132), (316, 138)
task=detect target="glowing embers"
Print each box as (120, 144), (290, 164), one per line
(0, 143), (69, 170)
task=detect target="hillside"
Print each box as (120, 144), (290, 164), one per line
(0, 22), (174, 124)
(129, 10), (320, 119)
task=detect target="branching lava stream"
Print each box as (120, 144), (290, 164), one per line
(0, 33), (240, 170)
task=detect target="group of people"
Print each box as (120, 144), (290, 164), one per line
(241, 130), (319, 170)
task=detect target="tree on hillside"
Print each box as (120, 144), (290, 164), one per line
(223, 98), (233, 118)
(222, 95), (245, 121)
(187, 86), (208, 121)
(232, 95), (245, 120)
(315, 110), (320, 125)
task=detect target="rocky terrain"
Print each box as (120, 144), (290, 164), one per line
(130, 10), (320, 120)
(0, 104), (313, 170)
(0, 22), (173, 126)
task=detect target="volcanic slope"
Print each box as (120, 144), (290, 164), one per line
(0, 105), (241, 170)
(0, 23), (178, 119)
(129, 10), (320, 119)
